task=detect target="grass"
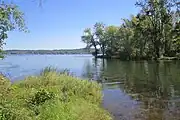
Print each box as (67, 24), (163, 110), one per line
(0, 68), (112, 120)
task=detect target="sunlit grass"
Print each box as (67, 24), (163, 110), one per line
(0, 68), (112, 120)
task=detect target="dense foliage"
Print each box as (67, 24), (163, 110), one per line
(0, 68), (112, 120)
(82, 0), (180, 60)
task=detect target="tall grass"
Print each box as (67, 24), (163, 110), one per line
(0, 68), (112, 120)
(40, 67), (71, 76)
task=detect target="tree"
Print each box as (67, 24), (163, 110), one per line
(81, 22), (107, 57)
(0, 1), (26, 57)
(81, 28), (99, 57)
(118, 18), (135, 60)
(81, 0), (180, 60)
(104, 26), (119, 57)
(136, 0), (179, 58)
(172, 21), (180, 52)
(94, 22), (106, 57)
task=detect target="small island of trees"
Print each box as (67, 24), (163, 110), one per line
(81, 0), (180, 60)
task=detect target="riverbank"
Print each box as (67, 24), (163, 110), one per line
(96, 55), (180, 61)
(0, 68), (112, 120)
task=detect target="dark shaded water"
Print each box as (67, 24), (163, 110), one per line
(1, 55), (180, 120)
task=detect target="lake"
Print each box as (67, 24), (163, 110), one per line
(1, 55), (180, 120)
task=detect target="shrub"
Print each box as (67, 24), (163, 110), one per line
(0, 69), (112, 120)
(27, 89), (55, 106)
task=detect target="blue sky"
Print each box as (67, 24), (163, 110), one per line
(5, 0), (139, 50)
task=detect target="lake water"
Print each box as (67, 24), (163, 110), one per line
(1, 55), (180, 120)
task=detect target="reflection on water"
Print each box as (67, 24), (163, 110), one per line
(1, 55), (180, 120)
(82, 59), (180, 120)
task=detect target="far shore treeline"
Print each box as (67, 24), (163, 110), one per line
(4, 48), (94, 55)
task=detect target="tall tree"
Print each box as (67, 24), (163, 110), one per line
(136, 0), (179, 58)
(119, 18), (135, 60)
(81, 0), (180, 60)
(104, 26), (119, 57)
(94, 22), (106, 57)
(81, 28), (99, 57)
(172, 21), (180, 52)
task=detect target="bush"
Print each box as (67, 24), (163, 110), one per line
(0, 69), (112, 120)
(27, 89), (55, 106)
(0, 74), (11, 95)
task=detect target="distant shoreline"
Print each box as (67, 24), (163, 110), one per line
(4, 48), (94, 55)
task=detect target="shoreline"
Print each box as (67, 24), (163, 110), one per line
(0, 69), (112, 120)
(95, 55), (180, 61)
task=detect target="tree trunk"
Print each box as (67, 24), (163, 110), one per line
(102, 44), (105, 58)
(155, 45), (160, 58)
(94, 45), (98, 57)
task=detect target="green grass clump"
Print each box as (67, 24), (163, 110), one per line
(0, 68), (112, 120)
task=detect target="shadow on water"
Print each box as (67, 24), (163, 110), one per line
(82, 59), (180, 120)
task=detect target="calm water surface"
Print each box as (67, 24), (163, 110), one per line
(1, 55), (180, 120)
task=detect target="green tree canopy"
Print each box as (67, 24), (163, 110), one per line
(81, 0), (180, 60)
